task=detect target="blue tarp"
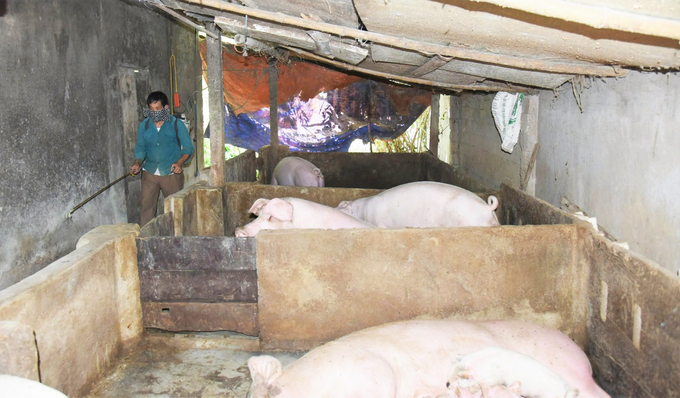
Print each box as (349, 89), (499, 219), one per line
(205, 80), (429, 152)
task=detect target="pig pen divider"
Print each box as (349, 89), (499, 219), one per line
(1, 177), (678, 397)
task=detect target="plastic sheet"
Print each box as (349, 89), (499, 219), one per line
(205, 80), (429, 152)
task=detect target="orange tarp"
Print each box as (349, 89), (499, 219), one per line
(200, 41), (362, 115)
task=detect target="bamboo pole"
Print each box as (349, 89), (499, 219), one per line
(469, 0), (680, 42)
(181, 0), (623, 77)
(283, 46), (528, 93)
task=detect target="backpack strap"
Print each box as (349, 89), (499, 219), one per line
(147, 117), (182, 150)
(175, 117), (181, 148)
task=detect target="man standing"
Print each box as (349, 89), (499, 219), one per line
(130, 91), (194, 226)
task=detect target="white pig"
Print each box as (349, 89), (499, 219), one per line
(450, 346), (579, 398)
(271, 157), (325, 187)
(0, 375), (69, 398)
(336, 181), (500, 228)
(420, 382), (521, 398)
(235, 197), (374, 237)
(247, 319), (610, 398)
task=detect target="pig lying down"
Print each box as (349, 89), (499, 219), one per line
(271, 156), (324, 187)
(449, 346), (579, 398)
(0, 375), (68, 398)
(247, 319), (609, 398)
(235, 197), (374, 237)
(423, 383), (521, 398)
(337, 181), (500, 228)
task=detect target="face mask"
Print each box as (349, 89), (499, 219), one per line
(143, 107), (172, 122)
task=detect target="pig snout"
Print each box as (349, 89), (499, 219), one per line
(235, 227), (249, 237)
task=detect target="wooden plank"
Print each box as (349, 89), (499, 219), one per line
(215, 15), (368, 65)
(137, 236), (257, 303)
(142, 302), (258, 334)
(499, 184), (576, 226)
(287, 47), (528, 93)
(450, 95), (461, 167)
(519, 94), (539, 194)
(184, 0), (625, 76)
(269, 61), (279, 146)
(372, 44), (571, 89)
(440, 59), (573, 89)
(429, 94), (439, 156)
(137, 237), (256, 271)
(217, 15), (317, 51)
(206, 22), (226, 187)
(407, 55), (451, 78)
(370, 44), (426, 66)
(138, 269), (257, 302)
(585, 228), (680, 397)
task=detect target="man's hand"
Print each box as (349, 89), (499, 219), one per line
(130, 162), (141, 175)
(171, 163), (183, 174)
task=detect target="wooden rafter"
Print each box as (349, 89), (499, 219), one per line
(179, 0), (625, 77)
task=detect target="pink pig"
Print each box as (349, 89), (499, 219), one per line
(235, 197), (374, 237)
(420, 384), (521, 398)
(247, 319), (610, 398)
(271, 157), (324, 187)
(336, 181), (500, 228)
(449, 346), (579, 398)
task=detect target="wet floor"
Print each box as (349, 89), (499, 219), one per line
(86, 330), (304, 398)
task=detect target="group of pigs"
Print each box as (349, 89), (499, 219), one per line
(241, 157), (610, 398)
(248, 319), (610, 398)
(235, 157), (500, 237)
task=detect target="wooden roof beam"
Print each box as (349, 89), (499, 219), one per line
(406, 55), (451, 78)
(179, 0), (625, 77)
(283, 46), (531, 94)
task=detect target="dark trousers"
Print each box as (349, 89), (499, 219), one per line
(140, 171), (184, 226)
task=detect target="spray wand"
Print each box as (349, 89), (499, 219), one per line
(65, 171), (138, 219)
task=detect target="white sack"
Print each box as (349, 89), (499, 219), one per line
(491, 92), (524, 153)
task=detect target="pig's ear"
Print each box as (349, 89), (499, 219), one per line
(336, 201), (351, 213)
(264, 198), (294, 221)
(248, 198), (270, 215)
(566, 388), (580, 398)
(507, 381), (522, 396)
(248, 355), (283, 385)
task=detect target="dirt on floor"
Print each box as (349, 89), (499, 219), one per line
(86, 330), (304, 398)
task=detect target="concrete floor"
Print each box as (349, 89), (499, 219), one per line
(86, 330), (304, 398)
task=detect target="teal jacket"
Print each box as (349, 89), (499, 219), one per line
(133, 116), (194, 176)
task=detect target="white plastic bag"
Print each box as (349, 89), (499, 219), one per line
(491, 92), (524, 153)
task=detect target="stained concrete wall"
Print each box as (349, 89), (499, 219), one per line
(259, 145), (492, 192)
(450, 92), (523, 189)
(537, 71), (680, 275)
(0, 224), (142, 397)
(451, 71), (680, 275)
(0, 0), (199, 289)
(256, 225), (588, 351)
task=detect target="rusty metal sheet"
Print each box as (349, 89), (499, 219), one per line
(142, 302), (258, 334)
